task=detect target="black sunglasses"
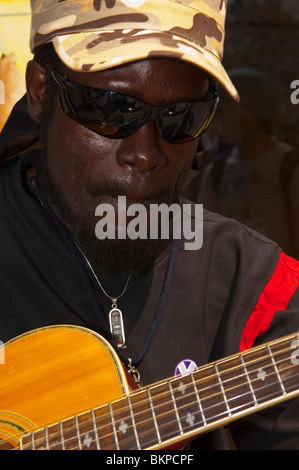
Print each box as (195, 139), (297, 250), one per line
(51, 69), (219, 144)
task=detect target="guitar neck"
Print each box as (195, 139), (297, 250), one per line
(21, 331), (299, 450)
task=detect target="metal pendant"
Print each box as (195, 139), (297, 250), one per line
(109, 306), (126, 349)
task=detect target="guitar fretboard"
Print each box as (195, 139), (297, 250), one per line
(20, 332), (299, 450)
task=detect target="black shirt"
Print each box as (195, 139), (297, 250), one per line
(1, 150), (299, 449)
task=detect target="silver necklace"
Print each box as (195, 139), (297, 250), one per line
(76, 245), (131, 349)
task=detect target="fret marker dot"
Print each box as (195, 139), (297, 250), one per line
(82, 433), (92, 448)
(257, 368), (266, 382)
(119, 419), (128, 435)
(186, 412), (195, 427)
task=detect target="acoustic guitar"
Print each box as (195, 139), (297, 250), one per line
(0, 325), (299, 450)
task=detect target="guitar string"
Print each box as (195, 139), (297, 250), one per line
(12, 345), (299, 449)
(14, 366), (299, 450)
(13, 346), (299, 449)
(12, 344), (299, 449)
(64, 364), (299, 449)
(66, 364), (299, 450)
(22, 364), (299, 451)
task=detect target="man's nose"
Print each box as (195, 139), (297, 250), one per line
(116, 120), (168, 173)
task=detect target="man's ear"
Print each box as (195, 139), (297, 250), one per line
(26, 60), (47, 123)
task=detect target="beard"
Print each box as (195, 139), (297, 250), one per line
(42, 163), (173, 279)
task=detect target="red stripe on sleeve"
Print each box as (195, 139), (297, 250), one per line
(239, 252), (299, 352)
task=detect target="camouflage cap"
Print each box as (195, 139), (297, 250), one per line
(30, 0), (239, 100)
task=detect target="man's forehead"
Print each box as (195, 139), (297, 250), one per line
(62, 57), (210, 102)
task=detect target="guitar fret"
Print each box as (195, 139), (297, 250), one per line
(33, 428), (48, 450)
(170, 374), (205, 434)
(267, 344), (286, 396)
(109, 403), (119, 450)
(214, 364), (232, 417)
(147, 388), (161, 444)
(60, 422), (65, 450)
(30, 432), (35, 449)
(110, 397), (139, 450)
(240, 355), (258, 407)
(127, 395), (141, 449)
(193, 365), (229, 423)
(129, 389), (160, 449)
(91, 409), (100, 450)
(148, 382), (181, 443)
(21, 432), (34, 450)
(191, 373), (207, 426)
(44, 428), (49, 450)
(93, 404), (117, 449)
(75, 416), (81, 449)
(30, 431), (36, 450)
(76, 410), (99, 450)
(216, 357), (255, 415)
(61, 417), (80, 450)
(46, 422), (63, 450)
(168, 381), (183, 435)
(242, 346), (285, 404)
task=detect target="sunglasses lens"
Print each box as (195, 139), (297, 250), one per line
(160, 100), (217, 144)
(66, 88), (151, 139)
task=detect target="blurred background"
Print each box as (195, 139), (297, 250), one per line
(0, 0), (31, 129)
(183, 0), (299, 259)
(1, 0), (299, 259)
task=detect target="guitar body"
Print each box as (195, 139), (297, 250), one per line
(0, 325), (131, 449)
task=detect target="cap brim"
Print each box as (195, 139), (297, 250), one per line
(52, 30), (239, 102)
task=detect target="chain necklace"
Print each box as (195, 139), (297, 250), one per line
(76, 245), (131, 349)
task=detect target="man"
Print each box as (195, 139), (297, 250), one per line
(0, 0), (299, 450)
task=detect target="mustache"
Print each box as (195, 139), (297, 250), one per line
(87, 182), (174, 205)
